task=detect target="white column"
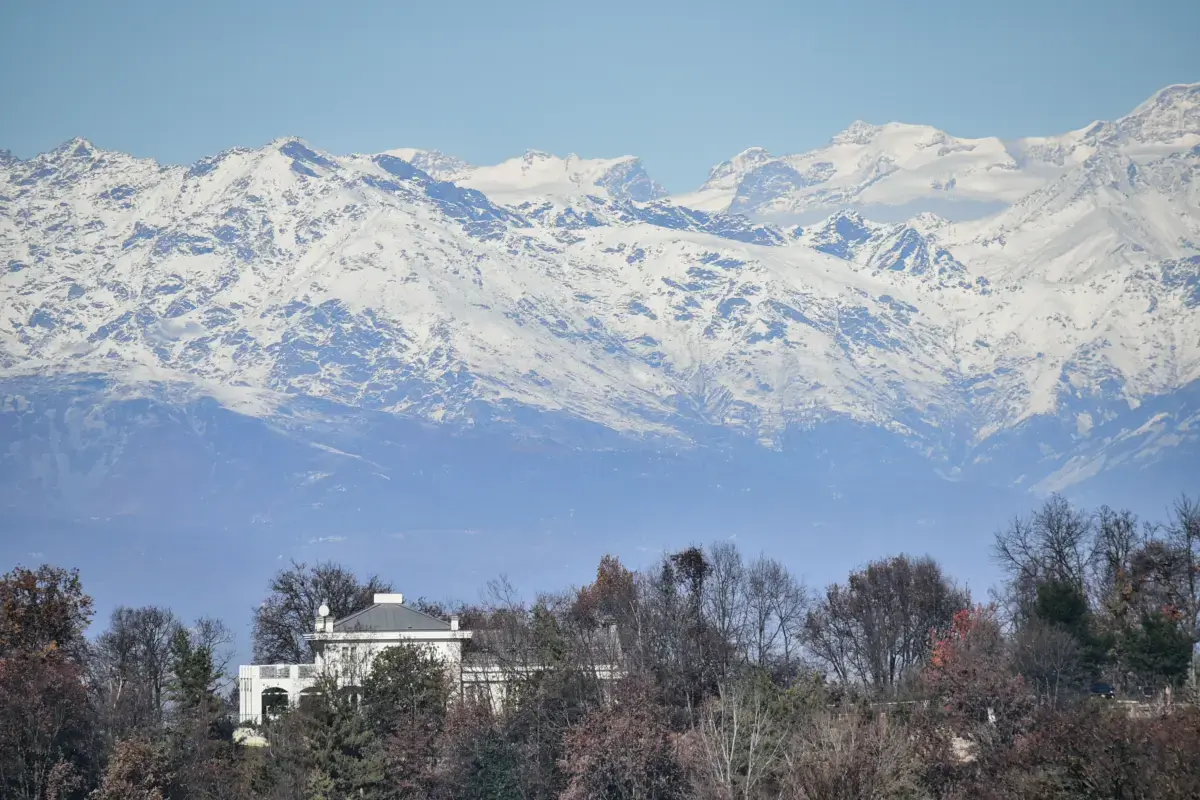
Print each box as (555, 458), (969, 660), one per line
(249, 668), (262, 724)
(238, 665), (258, 724)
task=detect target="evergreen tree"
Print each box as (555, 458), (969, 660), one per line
(441, 702), (524, 800)
(362, 644), (452, 797)
(168, 628), (218, 715)
(301, 674), (389, 799)
(455, 727), (523, 800)
(362, 643), (451, 737)
(1034, 579), (1110, 678)
(1122, 609), (1193, 689)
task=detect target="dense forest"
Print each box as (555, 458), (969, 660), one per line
(2, 493), (1199, 799)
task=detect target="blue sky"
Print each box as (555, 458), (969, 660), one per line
(1, 0), (1197, 191)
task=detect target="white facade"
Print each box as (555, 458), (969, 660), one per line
(238, 593), (472, 725)
(237, 593), (623, 726)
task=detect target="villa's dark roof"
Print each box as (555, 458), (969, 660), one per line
(333, 603), (451, 633)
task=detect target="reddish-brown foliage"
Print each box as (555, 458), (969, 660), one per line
(0, 654), (93, 800)
(978, 705), (1200, 800)
(91, 738), (174, 800)
(560, 679), (689, 800)
(571, 554), (637, 630)
(923, 604), (1033, 738)
(0, 565), (93, 660)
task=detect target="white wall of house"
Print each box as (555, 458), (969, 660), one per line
(236, 596), (622, 726)
(238, 663), (319, 724)
(239, 633), (471, 724)
(314, 635), (467, 678)
(238, 594), (473, 725)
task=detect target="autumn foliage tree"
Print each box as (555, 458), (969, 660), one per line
(571, 554), (637, 630)
(560, 679), (689, 800)
(0, 651), (93, 800)
(0, 565), (95, 800)
(90, 738), (174, 800)
(983, 704), (1200, 800)
(4, 495), (1199, 799)
(0, 564), (92, 660)
(923, 605), (1033, 745)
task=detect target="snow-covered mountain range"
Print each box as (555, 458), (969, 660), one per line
(673, 82), (1200, 223)
(1, 82), (1198, 515)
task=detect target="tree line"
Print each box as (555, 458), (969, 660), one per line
(1, 493), (1199, 799)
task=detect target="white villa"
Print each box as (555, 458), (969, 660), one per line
(237, 592), (621, 726)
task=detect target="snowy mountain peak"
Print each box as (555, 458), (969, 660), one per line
(1128, 82), (1199, 117)
(269, 135), (310, 148)
(1116, 82), (1200, 147)
(590, 156), (667, 204)
(444, 150), (666, 206)
(18, 137), (111, 170)
(671, 83), (1200, 224)
(699, 146), (775, 188)
(50, 137), (99, 158)
(909, 211), (950, 233)
(792, 209), (972, 284)
(274, 138), (341, 176)
(379, 148), (471, 181)
(736, 146), (772, 159)
(2, 81), (1199, 494)
(672, 147), (781, 212)
(830, 120), (883, 146)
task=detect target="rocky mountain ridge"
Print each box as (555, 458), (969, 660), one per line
(1, 83), (1198, 499)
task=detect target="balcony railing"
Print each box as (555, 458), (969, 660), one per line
(256, 664), (320, 680)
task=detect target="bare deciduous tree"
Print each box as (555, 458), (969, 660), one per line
(1165, 495), (1200, 642)
(772, 571), (809, 672)
(1093, 506), (1145, 602)
(192, 616), (234, 682)
(993, 494), (1094, 621)
(689, 676), (790, 800)
(704, 542), (747, 677)
(804, 555), (967, 695)
(742, 556), (809, 673)
(251, 560), (391, 664)
(621, 549), (728, 713)
(745, 556), (784, 668)
(92, 606), (180, 732)
(804, 584), (860, 686)
(781, 712), (921, 800)
(1013, 620), (1084, 709)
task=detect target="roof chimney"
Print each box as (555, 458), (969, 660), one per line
(450, 615), (460, 632)
(373, 593), (404, 605)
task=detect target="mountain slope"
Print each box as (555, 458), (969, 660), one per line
(1, 84), (1198, 513)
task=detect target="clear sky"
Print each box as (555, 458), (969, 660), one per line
(1, 0), (1196, 191)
